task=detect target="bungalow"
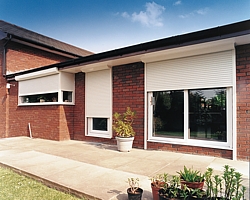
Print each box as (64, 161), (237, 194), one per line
(1, 20), (249, 161)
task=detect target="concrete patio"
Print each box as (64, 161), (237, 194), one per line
(0, 137), (248, 199)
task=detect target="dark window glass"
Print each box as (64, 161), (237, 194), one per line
(93, 118), (107, 131)
(189, 88), (227, 142)
(22, 92), (58, 103)
(153, 90), (184, 138)
(63, 91), (72, 102)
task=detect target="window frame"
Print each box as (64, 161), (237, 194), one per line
(147, 87), (233, 150)
(16, 68), (75, 106)
(87, 117), (111, 138)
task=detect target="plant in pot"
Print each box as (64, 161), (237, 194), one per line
(188, 188), (207, 200)
(205, 165), (247, 200)
(177, 166), (205, 190)
(158, 175), (187, 200)
(151, 173), (168, 200)
(127, 178), (143, 200)
(113, 107), (136, 152)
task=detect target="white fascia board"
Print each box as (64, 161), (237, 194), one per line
(15, 67), (59, 81)
(141, 38), (235, 63)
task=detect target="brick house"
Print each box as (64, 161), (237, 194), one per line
(0, 20), (92, 140)
(1, 20), (249, 161)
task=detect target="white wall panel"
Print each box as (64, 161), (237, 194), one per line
(60, 72), (75, 91)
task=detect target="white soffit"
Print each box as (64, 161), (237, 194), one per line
(15, 67), (59, 81)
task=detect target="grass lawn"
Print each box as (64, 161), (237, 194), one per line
(0, 167), (84, 200)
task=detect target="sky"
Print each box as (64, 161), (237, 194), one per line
(0, 0), (250, 53)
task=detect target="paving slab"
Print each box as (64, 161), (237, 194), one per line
(0, 137), (249, 200)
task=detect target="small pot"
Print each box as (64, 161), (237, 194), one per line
(127, 187), (143, 200)
(151, 182), (165, 200)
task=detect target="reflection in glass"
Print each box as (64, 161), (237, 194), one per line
(189, 88), (226, 142)
(153, 91), (184, 138)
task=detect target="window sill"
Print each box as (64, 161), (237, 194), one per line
(147, 137), (233, 150)
(18, 102), (75, 106)
(87, 132), (112, 139)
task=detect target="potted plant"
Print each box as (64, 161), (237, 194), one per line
(177, 166), (205, 190)
(188, 188), (207, 200)
(151, 173), (168, 200)
(127, 178), (143, 200)
(113, 107), (136, 152)
(205, 165), (247, 200)
(158, 175), (188, 200)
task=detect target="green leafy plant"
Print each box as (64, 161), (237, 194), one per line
(159, 175), (186, 199)
(113, 107), (136, 137)
(189, 188), (206, 199)
(205, 165), (247, 200)
(212, 174), (223, 198)
(205, 167), (214, 198)
(177, 166), (204, 182)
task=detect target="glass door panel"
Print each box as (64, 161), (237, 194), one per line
(189, 88), (227, 142)
(153, 90), (184, 138)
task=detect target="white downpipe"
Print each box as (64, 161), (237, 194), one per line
(232, 48), (237, 160)
(28, 123), (33, 139)
(144, 64), (147, 150)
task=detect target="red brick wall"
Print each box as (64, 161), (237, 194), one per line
(0, 43), (7, 137)
(72, 73), (85, 141)
(236, 44), (250, 161)
(113, 62), (145, 148)
(147, 142), (232, 159)
(0, 40), (74, 140)
(6, 81), (73, 140)
(6, 41), (69, 74)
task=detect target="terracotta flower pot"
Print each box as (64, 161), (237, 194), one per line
(180, 180), (204, 190)
(151, 182), (165, 200)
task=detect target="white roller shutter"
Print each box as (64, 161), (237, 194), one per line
(19, 74), (60, 95)
(146, 50), (233, 91)
(85, 69), (112, 117)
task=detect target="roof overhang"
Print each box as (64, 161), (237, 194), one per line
(0, 30), (7, 40)
(10, 37), (80, 59)
(60, 33), (249, 73)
